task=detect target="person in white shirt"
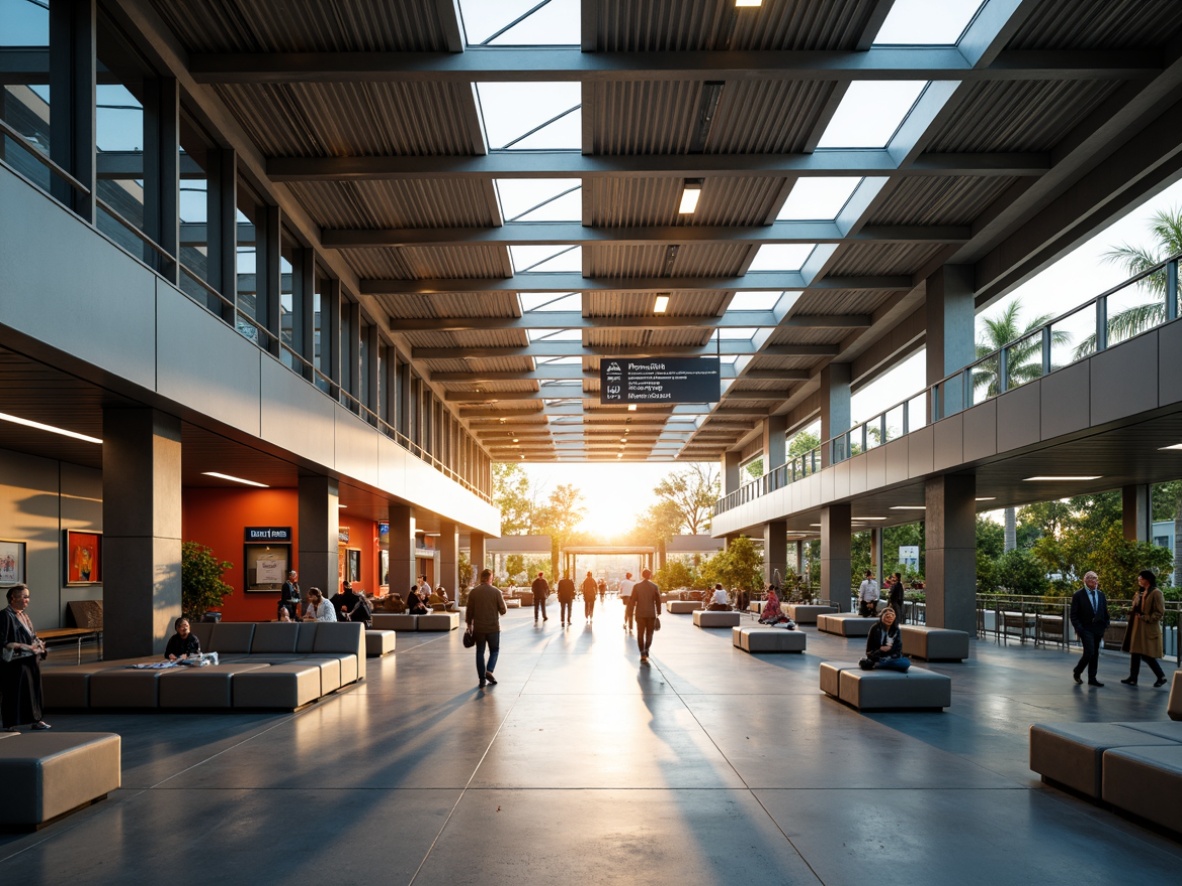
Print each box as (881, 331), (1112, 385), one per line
(301, 587), (337, 622)
(857, 570), (880, 617)
(619, 572), (636, 631)
(707, 584), (730, 611)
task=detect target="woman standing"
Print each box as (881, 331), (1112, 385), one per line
(0, 584), (50, 731)
(1120, 570), (1168, 687)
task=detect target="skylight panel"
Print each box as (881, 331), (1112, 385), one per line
(459, 0), (579, 45)
(873, 0), (986, 45)
(777, 178), (863, 220)
(538, 356), (583, 365)
(815, 81), (928, 149)
(528, 328), (583, 342)
(747, 244), (815, 272)
(717, 327), (760, 341)
(477, 83), (581, 151)
(511, 245), (581, 273)
(521, 292), (581, 312)
(729, 291), (789, 311)
(0, 0), (48, 46)
(496, 179), (582, 222)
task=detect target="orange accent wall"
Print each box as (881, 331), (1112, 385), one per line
(183, 488), (380, 622)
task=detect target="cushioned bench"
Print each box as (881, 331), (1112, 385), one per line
(417, 612), (460, 631)
(372, 613), (422, 631)
(1029, 722), (1182, 798)
(0, 732), (121, 827)
(693, 610), (741, 628)
(786, 604), (837, 624)
(668, 600), (702, 613)
(820, 660), (951, 711)
(817, 612), (879, 637)
(1103, 745), (1182, 833)
(1171, 671), (1182, 720)
(732, 626), (806, 653)
(900, 625), (970, 661)
(505, 598), (522, 608)
(365, 630), (396, 656)
(233, 661), (324, 709)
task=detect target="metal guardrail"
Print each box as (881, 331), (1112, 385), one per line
(716, 253), (1182, 516)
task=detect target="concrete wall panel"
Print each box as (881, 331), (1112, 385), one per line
(962, 400), (997, 462)
(932, 414), (963, 472)
(1091, 332), (1158, 426)
(335, 412), (380, 489)
(866, 446), (887, 489)
(1039, 362), (1090, 440)
(996, 383), (1040, 451)
(259, 358), (337, 467)
(1161, 321), (1182, 406)
(848, 451), (867, 495)
(831, 460), (849, 500)
(884, 438), (909, 486)
(908, 426), (934, 478)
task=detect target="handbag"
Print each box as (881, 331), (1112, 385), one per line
(462, 627), (476, 648)
(654, 616), (661, 631)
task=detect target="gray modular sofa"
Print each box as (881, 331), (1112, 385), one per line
(42, 621), (365, 712)
(0, 731), (121, 828)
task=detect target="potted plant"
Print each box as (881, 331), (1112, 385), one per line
(181, 541), (234, 621)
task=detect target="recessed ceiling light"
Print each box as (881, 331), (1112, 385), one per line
(0, 411), (102, 445)
(1159, 444), (1182, 451)
(1023, 476), (1101, 482)
(628, 404), (637, 411)
(653, 294), (670, 314)
(736, 0), (762, 6)
(857, 516), (888, 520)
(809, 523), (821, 527)
(890, 506), (926, 510)
(203, 472), (269, 488)
(338, 504), (347, 509)
(678, 179), (702, 214)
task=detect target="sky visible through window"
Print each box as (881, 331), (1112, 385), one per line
(778, 178), (862, 221)
(873, 0), (987, 45)
(476, 82), (581, 150)
(457, 0), (579, 46)
(816, 81), (928, 149)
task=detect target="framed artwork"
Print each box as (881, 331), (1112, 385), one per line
(0, 540), (26, 586)
(346, 548), (361, 584)
(65, 530), (102, 585)
(244, 544), (289, 592)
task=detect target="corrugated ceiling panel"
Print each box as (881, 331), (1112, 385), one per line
(403, 329), (527, 348)
(585, 243), (753, 276)
(380, 292), (519, 319)
(866, 177), (1017, 226)
(586, 327), (714, 347)
(288, 179), (495, 228)
(444, 380), (538, 394)
(398, 245), (512, 279)
(748, 355), (821, 371)
(595, 0), (879, 51)
(214, 82), (478, 157)
(588, 81), (699, 154)
(765, 326), (849, 345)
(585, 290), (726, 317)
(927, 80), (1121, 153)
(585, 177), (782, 226)
(707, 80), (836, 153)
(792, 289), (896, 314)
(422, 357), (535, 373)
(827, 242), (944, 276)
(1009, 0), (1182, 49)
(151, 0), (447, 52)
(336, 248), (413, 279)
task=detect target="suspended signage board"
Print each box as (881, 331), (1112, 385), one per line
(600, 357), (720, 404)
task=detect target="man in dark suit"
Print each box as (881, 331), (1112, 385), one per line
(1070, 570), (1110, 687)
(531, 571), (550, 622)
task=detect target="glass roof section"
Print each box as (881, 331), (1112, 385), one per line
(777, 178), (863, 220)
(496, 179), (582, 222)
(458, 0), (579, 46)
(815, 81), (928, 149)
(96, 84), (142, 152)
(717, 327), (760, 341)
(528, 328), (582, 342)
(874, 0), (987, 45)
(747, 244), (815, 272)
(476, 83), (582, 150)
(511, 245), (581, 273)
(521, 292), (581, 312)
(1, 0), (47, 46)
(728, 291), (783, 310)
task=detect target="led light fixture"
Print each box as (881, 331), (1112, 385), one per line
(1023, 476), (1100, 482)
(653, 294), (670, 313)
(678, 180), (702, 214)
(0, 411), (102, 445)
(202, 472), (269, 488)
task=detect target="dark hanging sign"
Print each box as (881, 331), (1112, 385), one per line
(600, 357), (721, 404)
(245, 527), (293, 542)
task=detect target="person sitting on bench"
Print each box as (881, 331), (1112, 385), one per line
(706, 584), (731, 611)
(859, 607), (910, 672)
(165, 617), (201, 661)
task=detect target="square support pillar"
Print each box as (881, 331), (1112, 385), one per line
(820, 364), (851, 467)
(794, 539), (805, 578)
(468, 532), (486, 588)
(298, 474), (339, 599)
(438, 520), (459, 597)
(762, 415), (786, 472)
(764, 520), (787, 588)
(102, 408), (182, 658)
(388, 504), (417, 596)
(924, 474), (977, 632)
(926, 266), (976, 417)
(870, 527), (883, 586)
(820, 504), (851, 610)
(1122, 484), (1151, 543)
(721, 451), (741, 496)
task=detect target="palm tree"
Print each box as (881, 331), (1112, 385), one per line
(1074, 207), (1182, 358)
(975, 301), (1068, 551)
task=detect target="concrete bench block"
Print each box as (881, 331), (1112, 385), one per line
(1029, 722), (1180, 798)
(89, 668), (166, 708)
(366, 630), (396, 656)
(693, 610), (741, 628)
(233, 662), (324, 710)
(505, 598), (522, 608)
(837, 667), (951, 711)
(817, 613), (879, 637)
(158, 663), (271, 708)
(418, 612), (459, 631)
(42, 663), (115, 709)
(0, 732), (121, 826)
(668, 601), (702, 613)
(901, 625), (970, 661)
(372, 613), (419, 631)
(786, 604), (837, 624)
(733, 626), (806, 653)
(1170, 671), (1182, 721)
(819, 662), (859, 698)
(301, 656), (344, 693)
(1103, 745), (1182, 834)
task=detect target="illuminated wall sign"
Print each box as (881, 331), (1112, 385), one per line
(600, 358), (720, 404)
(245, 527), (292, 542)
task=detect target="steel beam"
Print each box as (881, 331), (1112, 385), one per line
(363, 273), (911, 295)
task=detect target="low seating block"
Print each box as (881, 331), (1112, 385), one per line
(418, 612), (460, 631)
(89, 668), (166, 708)
(505, 599), (522, 608)
(693, 610), (741, 628)
(365, 630), (396, 656)
(1102, 745), (1182, 833)
(817, 613), (880, 637)
(826, 664), (951, 711)
(900, 625), (970, 661)
(1028, 722), (1181, 798)
(668, 600), (701, 614)
(819, 661), (859, 698)
(158, 663), (271, 708)
(786, 604), (837, 624)
(372, 613), (420, 632)
(233, 662), (324, 710)
(1170, 671), (1182, 721)
(733, 626), (806, 653)
(0, 732), (121, 826)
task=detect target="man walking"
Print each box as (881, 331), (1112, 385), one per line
(556, 572), (576, 626)
(1071, 570), (1110, 687)
(857, 570), (879, 618)
(631, 568), (662, 664)
(532, 571), (550, 622)
(466, 569), (507, 688)
(619, 571), (636, 631)
(582, 571), (598, 623)
(280, 570), (301, 621)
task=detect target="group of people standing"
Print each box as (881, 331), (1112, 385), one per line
(857, 570), (907, 620)
(278, 570), (373, 626)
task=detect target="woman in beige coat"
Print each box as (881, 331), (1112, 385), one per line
(1120, 570), (1168, 687)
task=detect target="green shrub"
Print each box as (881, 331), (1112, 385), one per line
(181, 541), (234, 621)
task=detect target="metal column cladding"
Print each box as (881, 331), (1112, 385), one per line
(600, 358), (721, 404)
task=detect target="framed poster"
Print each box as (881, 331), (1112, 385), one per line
(244, 544), (289, 592)
(65, 530), (102, 585)
(0, 540), (26, 586)
(346, 548), (361, 584)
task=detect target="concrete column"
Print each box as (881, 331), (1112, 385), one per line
(819, 363), (851, 467)
(820, 504), (851, 610)
(438, 520), (459, 596)
(102, 408), (182, 658)
(762, 415), (786, 471)
(469, 532), (486, 586)
(721, 450), (741, 495)
(388, 504), (416, 595)
(794, 539), (805, 579)
(926, 265), (976, 417)
(298, 474), (339, 599)
(1122, 484), (1151, 543)
(764, 520), (787, 588)
(924, 474), (977, 632)
(870, 527), (883, 586)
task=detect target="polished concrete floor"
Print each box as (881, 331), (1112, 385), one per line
(4, 599), (1181, 885)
